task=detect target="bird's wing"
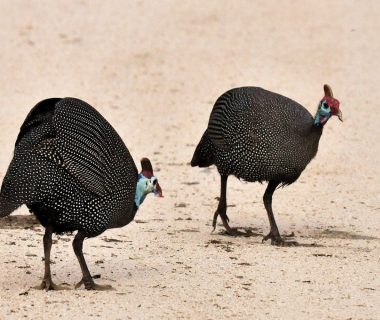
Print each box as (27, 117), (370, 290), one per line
(35, 98), (116, 197)
(207, 94), (237, 150)
(207, 94), (256, 150)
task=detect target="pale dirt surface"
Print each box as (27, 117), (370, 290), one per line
(0, 1), (379, 319)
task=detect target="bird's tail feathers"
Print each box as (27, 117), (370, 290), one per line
(191, 131), (214, 167)
(0, 194), (20, 218)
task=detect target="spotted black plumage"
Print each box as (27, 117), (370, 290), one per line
(0, 98), (162, 290)
(191, 85), (342, 245)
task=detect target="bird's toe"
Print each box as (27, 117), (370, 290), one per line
(33, 278), (70, 291)
(75, 278), (114, 291)
(263, 231), (298, 246)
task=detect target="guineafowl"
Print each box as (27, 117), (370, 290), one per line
(0, 98), (163, 290)
(191, 85), (342, 245)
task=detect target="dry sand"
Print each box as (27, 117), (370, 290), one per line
(0, 1), (379, 319)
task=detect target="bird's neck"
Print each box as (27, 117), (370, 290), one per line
(134, 192), (147, 208)
(311, 105), (328, 136)
(311, 123), (323, 139)
(307, 118), (323, 152)
(312, 121), (324, 133)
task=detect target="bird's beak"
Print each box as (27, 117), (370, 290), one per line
(337, 109), (343, 122)
(154, 182), (163, 197)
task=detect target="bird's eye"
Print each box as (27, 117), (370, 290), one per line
(145, 181), (148, 186)
(322, 101), (329, 109)
(153, 179), (158, 186)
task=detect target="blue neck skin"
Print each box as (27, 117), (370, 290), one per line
(313, 107), (331, 127)
(135, 174), (148, 208)
(135, 173), (158, 208)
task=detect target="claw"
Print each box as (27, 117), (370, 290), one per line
(33, 278), (70, 291)
(74, 279), (84, 289)
(75, 278), (114, 291)
(212, 211), (219, 232)
(212, 210), (231, 233)
(221, 216), (234, 235)
(262, 231), (298, 246)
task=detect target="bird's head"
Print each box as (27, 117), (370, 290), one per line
(135, 158), (163, 208)
(314, 84), (342, 126)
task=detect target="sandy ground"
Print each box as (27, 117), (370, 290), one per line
(0, 0), (379, 319)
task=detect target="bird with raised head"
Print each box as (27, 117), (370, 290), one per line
(0, 97), (163, 290)
(191, 85), (342, 245)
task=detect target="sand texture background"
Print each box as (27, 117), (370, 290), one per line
(0, 1), (379, 319)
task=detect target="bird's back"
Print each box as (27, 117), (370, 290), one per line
(0, 98), (137, 235)
(194, 87), (322, 183)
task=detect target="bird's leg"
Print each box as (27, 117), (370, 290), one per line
(212, 175), (235, 234)
(73, 232), (113, 290)
(34, 226), (68, 290)
(262, 181), (298, 246)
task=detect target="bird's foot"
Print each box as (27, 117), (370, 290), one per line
(221, 218), (244, 236)
(220, 217), (248, 237)
(75, 278), (114, 291)
(33, 277), (70, 291)
(262, 231), (298, 246)
(212, 211), (248, 236)
(212, 210), (230, 231)
(212, 210), (231, 231)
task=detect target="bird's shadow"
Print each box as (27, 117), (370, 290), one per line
(313, 229), (378, 241)
(0, 214), (39, 229)
(215, 227), (324, 247)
